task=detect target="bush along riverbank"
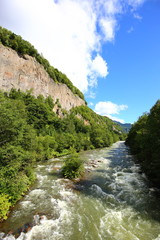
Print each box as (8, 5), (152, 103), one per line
(0, 89), (125, 221)
(61, 152), (85, 179)
(126, 100), (160, 188)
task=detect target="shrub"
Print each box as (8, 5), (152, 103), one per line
(0, 194), (11, 220)
(61, 153), (84, 179)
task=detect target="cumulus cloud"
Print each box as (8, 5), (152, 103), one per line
(88, 54), (109, 88)
(95, 101), (128, 115)
(94, 101), (128, 123)
(99, 17), (117, 41)
(0, 0), (146, 93)
(92, 55), (108, 77)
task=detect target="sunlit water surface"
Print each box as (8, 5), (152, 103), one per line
(0, 141), (160, 240)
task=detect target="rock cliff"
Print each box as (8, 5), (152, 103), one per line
(0, 44), (85, 110)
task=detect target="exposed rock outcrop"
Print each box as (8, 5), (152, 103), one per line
(0, 44), (85, 110)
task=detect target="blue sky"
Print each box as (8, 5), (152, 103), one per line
(87, 0), (160, 123)
(0, 0), (160, 123)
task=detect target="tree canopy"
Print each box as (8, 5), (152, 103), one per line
(126, 100), (160, 187)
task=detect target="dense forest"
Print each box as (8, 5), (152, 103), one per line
(0, 26), (84, 101)
(0, 89), (125, 220)
(126, 100), (160, 188)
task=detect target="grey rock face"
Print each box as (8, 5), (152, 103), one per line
(0, 45), (85, 111)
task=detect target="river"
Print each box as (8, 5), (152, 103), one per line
(0, 141), (160, 240)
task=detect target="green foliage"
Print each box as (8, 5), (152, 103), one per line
(35, 135), (58, 160)
(71, 105), (123, 148)
(0, 145), (35, 203)
(126, 101), (160, 187)
(0, 99), (27, 147)
(0, 26), (85, 100)
(62, 152), (84, 179)
(0, 194), (11, 221)
(0, 88), (124, 220)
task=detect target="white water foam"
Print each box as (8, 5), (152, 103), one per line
(154, 235), (160, 240)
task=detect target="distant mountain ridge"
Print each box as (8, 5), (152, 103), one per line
(114, 121), (132, 133)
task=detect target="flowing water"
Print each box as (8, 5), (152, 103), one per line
(0, 141), (160, 240)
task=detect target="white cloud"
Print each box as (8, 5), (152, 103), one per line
(84, 54), (108, 88)
(88, 54), (109, 88)
(88, 102), (94, 106)
(103, 0), (122, 15)
(0, 0), (146, 93)
(86, 91), (96, 99)
(133, 13), (142, 20)
(106, 115), (126, 124)
(99, 17), (117, 41)
(127, 26), (134, 33)
(95, 101), (128, 115)
(92, 55), (108, 77)
(128, 0), (145, 8)
(94, 101), (128, 123)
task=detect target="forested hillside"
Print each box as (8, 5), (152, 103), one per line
(114, 121), (132, 133)
(0, 26), (126, 221)
(126, 100), (160, 188)
(0, 89), (124, 220)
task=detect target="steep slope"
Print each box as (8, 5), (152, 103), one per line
(0, 44), (85, 111)
(114, 121), (132, 133)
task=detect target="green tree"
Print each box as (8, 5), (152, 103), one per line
(126, 101), (160, 187)
(62, 152), (84, 179)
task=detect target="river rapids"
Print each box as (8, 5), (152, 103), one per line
(0, 141), (160, 240)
